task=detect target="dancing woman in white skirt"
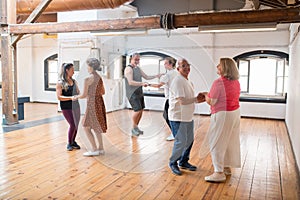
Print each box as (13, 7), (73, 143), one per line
(200, 57), (241, 182)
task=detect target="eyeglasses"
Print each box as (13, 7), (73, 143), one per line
(179, 63), (190, 68)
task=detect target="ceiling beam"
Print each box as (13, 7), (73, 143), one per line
(11, 0), (53, 46)
(7, 7), (300, 35)
(174, 8), (300, 28)
(8, 16), (161, 34)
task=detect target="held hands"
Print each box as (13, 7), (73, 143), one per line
(72, 95), (78, 101)
(196, 92), (207, 103)
(142, 82), (150, 87)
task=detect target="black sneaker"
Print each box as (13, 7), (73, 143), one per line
(169, 163), (182, 176)
(67, 144), (73, 151)
(179, 162), (197, 171)
(131, 128), (140, 137)
(71, 141), (81, 149)
(136, 127), (144, 135)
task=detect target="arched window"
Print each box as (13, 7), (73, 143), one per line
(44, 54), (58, 91)
(139, 52), (171, 95)
(234, 50), (288, 103)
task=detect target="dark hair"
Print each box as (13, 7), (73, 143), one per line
(59, 63), (74, 91)
(86, 58), (101, 71)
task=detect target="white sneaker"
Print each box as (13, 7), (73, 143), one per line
(166, 134), (175, 141)
(83, 151), (100, 156)
(205, 173), (226, 182)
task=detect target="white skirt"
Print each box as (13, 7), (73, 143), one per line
(200, 109), (241, 170)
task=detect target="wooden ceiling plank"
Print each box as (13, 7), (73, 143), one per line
(23, 0), (53, 23)
(277, 0), (288, 6)
(17, 13), (57, 24)
(260, 0), (286, 7)
(12, 0), (53, 46)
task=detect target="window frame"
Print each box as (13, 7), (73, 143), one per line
(138, 52), (171, 97)
(234, 50), (288, 104)
(44, 54), (58, 91)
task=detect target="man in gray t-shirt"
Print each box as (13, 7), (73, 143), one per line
(124, 53), (162, 137)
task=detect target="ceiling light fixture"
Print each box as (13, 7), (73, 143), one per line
(198, 23), (277, 33)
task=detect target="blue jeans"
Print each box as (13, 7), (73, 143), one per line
(169, 120), (194, 165)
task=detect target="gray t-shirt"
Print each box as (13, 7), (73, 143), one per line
(125, 65), (143, 98)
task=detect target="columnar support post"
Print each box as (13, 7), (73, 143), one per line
(1, 0), (18, 125)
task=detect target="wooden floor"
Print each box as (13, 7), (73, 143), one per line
(0, 102), (299, 199)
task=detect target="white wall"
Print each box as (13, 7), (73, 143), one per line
(286, 23), (300, 172)
(17, 34), (58, 102)
(56, 9), (131, 113)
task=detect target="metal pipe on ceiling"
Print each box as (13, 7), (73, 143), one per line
(16, 0), (133, 14)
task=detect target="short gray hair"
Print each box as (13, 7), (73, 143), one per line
(86, 58), (101, 71)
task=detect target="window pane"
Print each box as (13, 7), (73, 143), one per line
(239, 60), (249, 76)
(276, 77), (283, 94)
(239, 77), (248, 92)
(277, 60), (284, 76)
(140, 56), (160, 83)
(159, 59), (166, 74)
(249, 58), (276, 95)
(48, 60), (58, 73)
(284, 64), (289, 76)
(49, 73), (58, 84)
(284, 78), (288, 93)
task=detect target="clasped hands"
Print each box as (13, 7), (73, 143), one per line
(72, 95), (79, 101)
(196, 92), (208, 103)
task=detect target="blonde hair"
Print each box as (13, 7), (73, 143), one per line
(219, 58), (239, 80)
(165, 57), (176, 68)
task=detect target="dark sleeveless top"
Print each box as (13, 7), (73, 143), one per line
(125, 65), (143, 99)
(60, 84), (80, 110)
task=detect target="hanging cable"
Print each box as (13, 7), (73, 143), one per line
(160, 13), (175, 37)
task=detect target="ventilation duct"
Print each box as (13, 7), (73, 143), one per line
(16, 0), (133, 14)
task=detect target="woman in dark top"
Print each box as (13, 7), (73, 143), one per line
(56, 63), (81, 151)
